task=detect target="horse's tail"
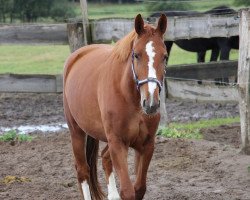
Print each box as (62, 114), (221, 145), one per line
(86, 135), (105, 200)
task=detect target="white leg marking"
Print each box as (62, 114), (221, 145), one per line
(145, 41), (157, 106)
(81, 181), (92, 200)
(108, 172), (120, 200)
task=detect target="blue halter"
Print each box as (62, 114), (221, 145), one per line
(131, 50), (163, 93)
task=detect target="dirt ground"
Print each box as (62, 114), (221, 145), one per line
(0, 93), (250, 200)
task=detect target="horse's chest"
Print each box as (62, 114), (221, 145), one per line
(125, 118), (151, 146)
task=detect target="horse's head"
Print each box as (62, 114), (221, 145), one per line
(132, 14), (167, 115)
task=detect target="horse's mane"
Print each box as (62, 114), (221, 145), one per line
(111, 30), (137, 62)
(111, 25), (156, 62)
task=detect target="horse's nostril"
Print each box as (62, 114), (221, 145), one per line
(158, 100), (160, 107)
(143, 99), (146, 107)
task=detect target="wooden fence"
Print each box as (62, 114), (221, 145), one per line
(0, 74), (62, 93)
(166, 61), (238, 102)
(0, 14), (241, 103)
(0, 23), (68, 44)
(1, 9), (250, 153)
(0, 12), (239, 44)
(0, 61), (238, 103)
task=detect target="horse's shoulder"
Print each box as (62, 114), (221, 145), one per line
(63, 44), (113, 81)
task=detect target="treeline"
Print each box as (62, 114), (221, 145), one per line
(0, 0), (77, 23)
(0, 0), (138, 23)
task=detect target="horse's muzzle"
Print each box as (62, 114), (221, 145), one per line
(142, 99), (160, 115)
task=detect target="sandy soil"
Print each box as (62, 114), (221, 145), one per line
(0, 93), (249, 200)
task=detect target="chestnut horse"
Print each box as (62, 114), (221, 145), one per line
(63, 14), (167, 200)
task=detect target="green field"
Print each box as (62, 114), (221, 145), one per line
(0, 44), (238, 74)
(168, 44), (238, 65)
(86, 3), (149, 19)
(0, 45), (70, 74)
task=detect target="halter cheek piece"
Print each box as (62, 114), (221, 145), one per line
(131, 50), (163, 93)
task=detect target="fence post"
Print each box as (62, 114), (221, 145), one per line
(67, 0), (90, 53)
(238, 9), (250, 155)
(159, 79), (168, 126)
(67, 20), (85, 53)
(80, 0), (89, 46)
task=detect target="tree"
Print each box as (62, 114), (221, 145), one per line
(50, 0), (76, 22)
(0, 0), (14, 22)
(0, 0), (76, 23)
(12, 0), (53, 22)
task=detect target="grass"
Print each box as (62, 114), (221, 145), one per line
(188, 0), (237, 12)
(0, 44), (239, 74)
(0, 130), (35, 142)
(168, 44), (239, 65)
(86, 3), (149, 19)
(158, 117), (240, 139)
(0, 45), (70, 74)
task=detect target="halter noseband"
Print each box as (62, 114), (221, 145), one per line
(131, 50), (163, 93)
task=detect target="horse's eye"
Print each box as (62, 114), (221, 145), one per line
(163, 54), (168, 61)
(134, 53), (139, 59)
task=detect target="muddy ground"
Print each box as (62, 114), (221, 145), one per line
(0, 93), (249, 200)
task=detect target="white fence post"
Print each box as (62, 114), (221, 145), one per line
(238, 9), (250, 154)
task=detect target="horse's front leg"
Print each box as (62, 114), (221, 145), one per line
(108, 136), (135, 200)
(134, 139), (155, 200)
(101, 145), (120, 200)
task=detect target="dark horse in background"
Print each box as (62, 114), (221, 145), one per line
(150, 6), (239, 64)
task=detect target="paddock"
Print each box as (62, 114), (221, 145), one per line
(0, 7), (250, 200)
(0, 93), (249, 200)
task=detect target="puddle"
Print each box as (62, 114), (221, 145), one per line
(0, 123), (68, 134)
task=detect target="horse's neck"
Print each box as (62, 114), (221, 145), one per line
(113, 56), (140, 105)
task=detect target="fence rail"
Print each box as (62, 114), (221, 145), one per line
(0, 23), (68, 44)
(0, 61), (238, 103)
(91, 13), (239, 43)
(166, 60), (238, 80)
(0, 74), (62, 93)
(0, 12), (240, 45)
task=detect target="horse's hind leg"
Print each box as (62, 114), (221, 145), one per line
(64, 100), (91, 200)
(101, 145), (120, 200)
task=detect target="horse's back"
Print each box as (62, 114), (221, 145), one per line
(64, 44), (112, 141)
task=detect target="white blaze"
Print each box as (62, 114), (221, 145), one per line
(145, 41), (157, 106)
(81, 181), (92, 200)
(107, 172), (120, 200)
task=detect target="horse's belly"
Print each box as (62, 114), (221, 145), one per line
(64, 46), (111, 142)
(79, 117), (107, 142)
(65, 78), (107, 141)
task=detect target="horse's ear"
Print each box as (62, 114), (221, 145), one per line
(156, 14), (167, 36)
(135, 14), (145, 36)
